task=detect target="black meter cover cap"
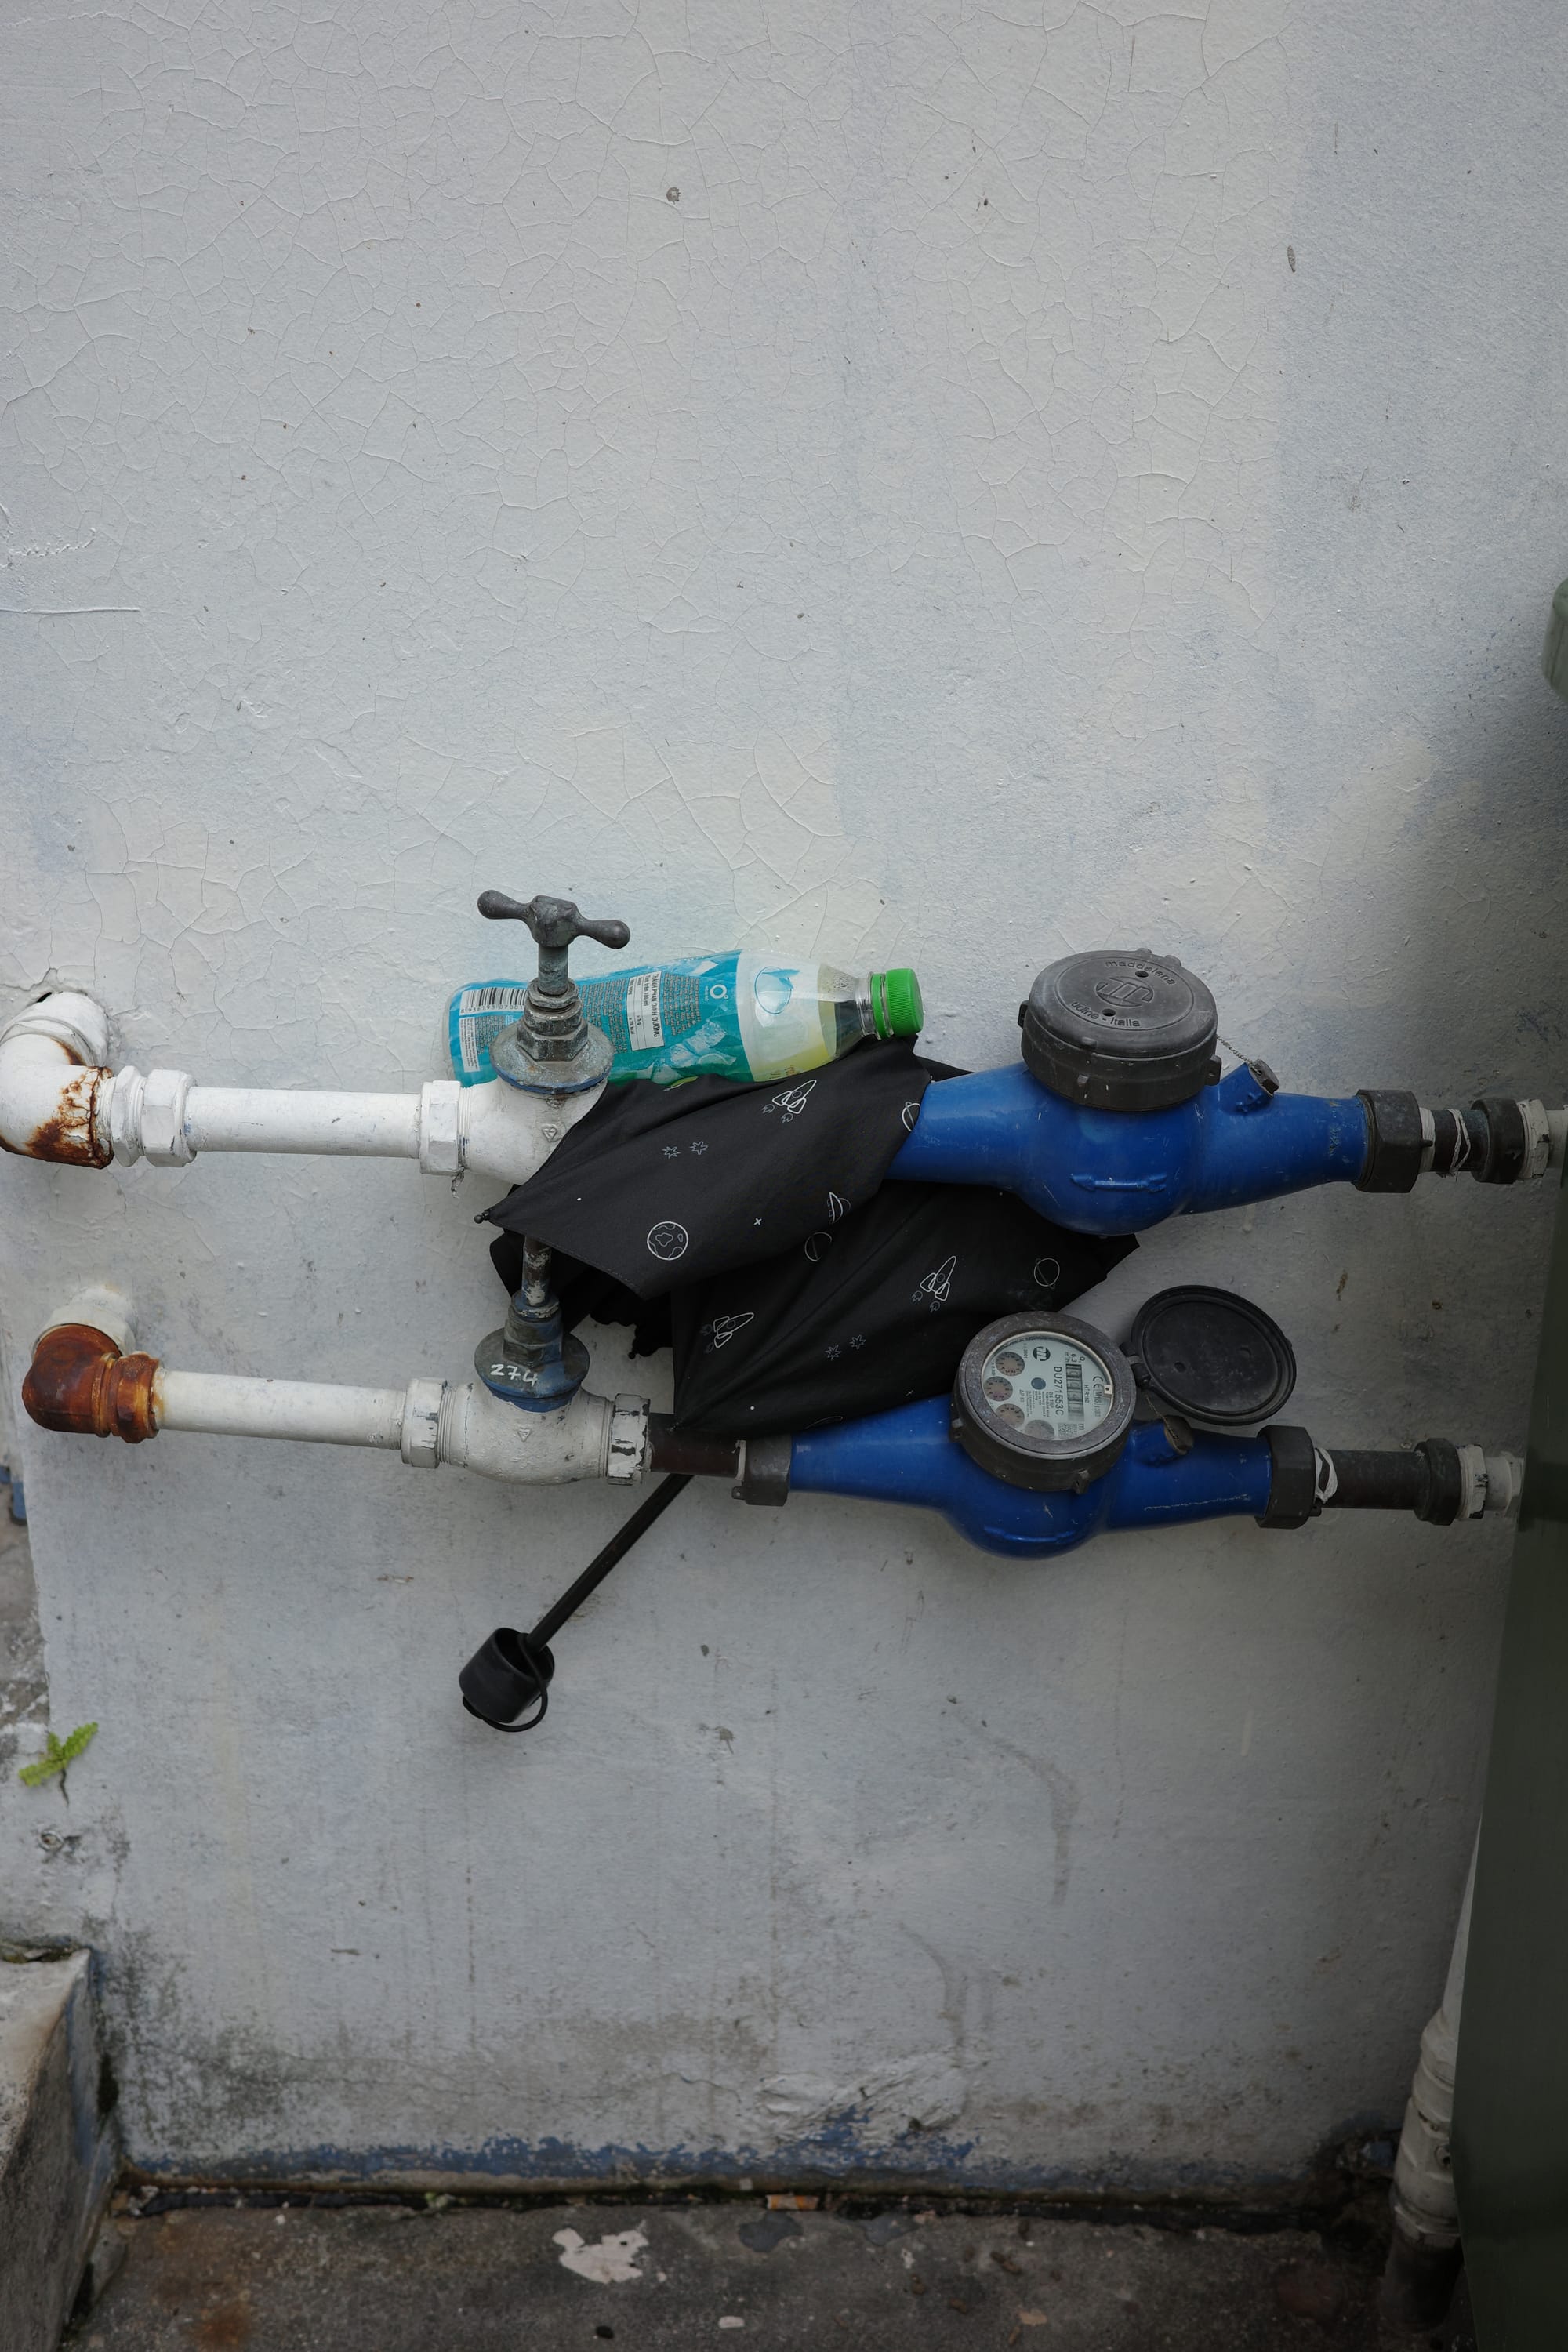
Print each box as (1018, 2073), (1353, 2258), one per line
(951, 1310), (1138, 1493)
(1020, 949), (1220, 1111)
(1128, 1285), (1296, 1427)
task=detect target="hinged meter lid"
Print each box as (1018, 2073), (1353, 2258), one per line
(1019, 949), (1219, 1111)
(1127, 1285), (1296, 1427)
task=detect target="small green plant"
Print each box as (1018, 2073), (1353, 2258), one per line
(19, 1722), (97, 1788)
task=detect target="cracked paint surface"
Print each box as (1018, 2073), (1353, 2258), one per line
(1, 0), (1566, 2186)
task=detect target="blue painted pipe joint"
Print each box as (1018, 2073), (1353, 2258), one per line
(890, 1061), (1370, 1236)
(790, 1398), (1273, 1559)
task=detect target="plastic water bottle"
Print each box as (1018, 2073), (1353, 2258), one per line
(446, 954), (924, 1087)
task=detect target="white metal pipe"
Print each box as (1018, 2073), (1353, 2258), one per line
(139, 1363), (637, 1487)
(183, 1087), (423, 1158)
(153, 1368), (408, 1449)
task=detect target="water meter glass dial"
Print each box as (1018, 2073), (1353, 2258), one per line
(978, 1333), (1116, 1438)
(953, 1312), (1137, 1493)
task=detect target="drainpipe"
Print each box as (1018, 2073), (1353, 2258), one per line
(1379, 1836), (1477, 2332)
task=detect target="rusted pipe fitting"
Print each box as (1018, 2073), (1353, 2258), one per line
(0, 1060), (113, 1165)
(23, 1324), (160, 1443)
(0, 998), (116, 1166)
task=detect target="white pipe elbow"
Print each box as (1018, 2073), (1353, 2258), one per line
(0, 996), (115, 1166)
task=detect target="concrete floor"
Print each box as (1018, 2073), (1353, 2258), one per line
(61, 2195), (1479, 2352)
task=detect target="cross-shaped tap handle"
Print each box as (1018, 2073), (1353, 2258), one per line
(477, 891), (631, 955)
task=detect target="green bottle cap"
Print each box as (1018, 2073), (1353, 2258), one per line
(870, 967), (924, 1039)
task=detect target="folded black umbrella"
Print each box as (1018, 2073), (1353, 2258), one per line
(485, 1047), (1133, 1437)
(662, 1180), (1133, 1436)
(481, 1038), (935, 1297)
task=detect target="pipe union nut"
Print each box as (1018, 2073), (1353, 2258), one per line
(401, 1377), (445, 1468)
(140, 1069), (195, 1166)
(1456, 1444), (1489, 1520)
(106, 1066), (146, 1165)
(419, 1081), (463, 1176)
(1522, 1098), (1553, 1180)
(608, 1394), (648, 1482)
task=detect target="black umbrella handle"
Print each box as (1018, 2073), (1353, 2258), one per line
(458, 1475), (692, 1733)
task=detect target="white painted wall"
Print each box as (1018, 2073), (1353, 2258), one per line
(2, 0), (1564, 2187)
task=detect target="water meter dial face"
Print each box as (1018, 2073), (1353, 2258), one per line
(953, 1312), (1137, 1492)
(979, 1333), (1116, 1437)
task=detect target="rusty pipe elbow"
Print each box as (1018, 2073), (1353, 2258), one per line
(0, 1023), (114, 1166)
(23, 1325), (161, 1443)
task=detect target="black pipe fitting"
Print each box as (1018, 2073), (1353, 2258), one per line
(647, 1415), (740, 1479)
(1470, 1094), (1530, 1184)
(1428, 1105), (1487, 1177)
(733, 1433), (793, 1506)
(1360, 1089), (1539, 1189)
(1259, 1430), (1468, 1527)
(1319, 1447), (1428, 1515)
(1325, 1439), (1464, 1526)
(1257, 1425), (1319, 1527)
(1356, 1091), (1425, 1192)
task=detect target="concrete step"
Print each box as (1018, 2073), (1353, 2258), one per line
(0, 1949), (119, 2352)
